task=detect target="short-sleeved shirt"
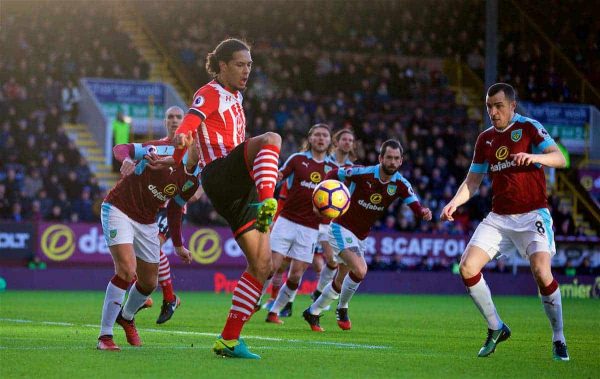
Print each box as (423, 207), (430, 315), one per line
(279, 151), (332, 230)
(188, 80), (246, 167)
(469, 113), (556, 215)
(328, 165), (419, 240)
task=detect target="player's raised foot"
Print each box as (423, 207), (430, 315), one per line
(303, 308), (324, 332)
(116, 311), (142, 346)
(255, 198), (277, 233)
(261, 298), (275, 311)
(265, 312), (283, 324)
(213, 336), (260, 359)
(311, 290), (321, 302)
(336, 308), (351, 330)
(156, 295), (181, 324)
(279, 301), (293, 317)
(552, 341), (569, 361)
(478, 323), (511, 357)
(97, 335), (120, 351)
(135, 297), (153, 314)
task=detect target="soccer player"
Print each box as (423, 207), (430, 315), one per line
(121, 106), (204, 324)
(265, 124), (332, 325)
(440, 83), (569, 360)
(97, 132), (200, 351)
(304, 139), (432, 332)
(171, 38), (281, 359)
(312, 129), (356, 302)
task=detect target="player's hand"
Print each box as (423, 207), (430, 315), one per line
(147, 156), (175, 170)
(420, 207), (432, 221)
(510, 152), (535, 166)
(174, 131), (194, 149)
(440, 203), (456, 221)
(120, 158), (136, 177)
(175, 246), (192, 264)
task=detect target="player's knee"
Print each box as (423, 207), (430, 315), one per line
(354, 266), (367, 281)
(459, 261), (477, 279)
(116, 268), (136, 283)
(261, 132), (281, 147)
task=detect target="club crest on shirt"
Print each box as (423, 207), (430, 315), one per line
(310, 172), (322, 183)
(511, 129), (522, 142)
(387, 184), (397, 196)
(110, 229), (117, 239)
(182, 180), (194, 192)
(370, 193), (382, 204)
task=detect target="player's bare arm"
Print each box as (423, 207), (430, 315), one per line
(441, 172), (484, 221)
(510, 145), (566, 168)
(120, 157), (136, 177)
(174, 245), (192, 264)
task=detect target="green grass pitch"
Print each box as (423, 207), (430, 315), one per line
(0, 291), (598, 378)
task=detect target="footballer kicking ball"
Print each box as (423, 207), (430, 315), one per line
(312, 179), (351, 219)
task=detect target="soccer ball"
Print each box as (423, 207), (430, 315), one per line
(312, 179), (351, 219)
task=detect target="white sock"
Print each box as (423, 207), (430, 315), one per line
(310, 282), (339, 315)
(467, 275), (502, 330)
(121, 283), (150, 320)
(99, 281), (126, 336)
(270, 283), (296, 313)
(338, 274), (361, 309)
(542, 286), (565, 343)
(317, 265), (337, 292)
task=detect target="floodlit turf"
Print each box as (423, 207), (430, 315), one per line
(0, 291), (598, 378)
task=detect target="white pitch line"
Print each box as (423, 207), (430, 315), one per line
(0, 318), (390, 350)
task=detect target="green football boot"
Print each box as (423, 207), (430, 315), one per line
(255, 198), (278, 233)
(213, 336), (261, 359)
(478, 323), (511, 357)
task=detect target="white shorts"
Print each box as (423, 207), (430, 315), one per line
(468, 209), (556, 260)
(100, 202), (160, 264)
(328, 223), (366, 265)
(318, 223), (331, 243)
(270, 216), (318, 264)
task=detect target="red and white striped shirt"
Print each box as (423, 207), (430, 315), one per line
(175, 80), (246, 167)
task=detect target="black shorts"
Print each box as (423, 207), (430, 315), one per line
(156, 208), (170, 240)
(201, 141), (258, 238)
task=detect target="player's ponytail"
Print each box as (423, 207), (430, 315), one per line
(205, 38), (251, 77)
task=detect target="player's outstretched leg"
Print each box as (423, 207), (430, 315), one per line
(116, 282), (152, 346)
(478, 323), (511, 357)
(267, 281), (299, 324)
(251, 141), (280, 233)
(336, 308), (351, 330)
(336, 271), (362, 328)
(303, 281), (340, 332)
(157, 294), (181, 324)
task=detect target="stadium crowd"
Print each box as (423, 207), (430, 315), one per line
(0, 0), (595, 273)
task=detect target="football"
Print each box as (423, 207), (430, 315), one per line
(312, 179), (351, 219)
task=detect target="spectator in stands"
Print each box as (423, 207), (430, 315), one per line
(61, 80), (80, 123)
(112, 110), (130, 172)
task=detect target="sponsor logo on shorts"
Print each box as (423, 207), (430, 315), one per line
(310, 172), (322, 183)
(41, 224), (75, 261)
(358, 199), (384, 211)
(370, 193), (382, 204)
(148, 184), (168, 202)
(346, 237), (353, 243)
(109, 229), (117, 239)
(511, 129), (522, 142)
(495, 146), (510, 160)
(387, 184), (397, 196)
